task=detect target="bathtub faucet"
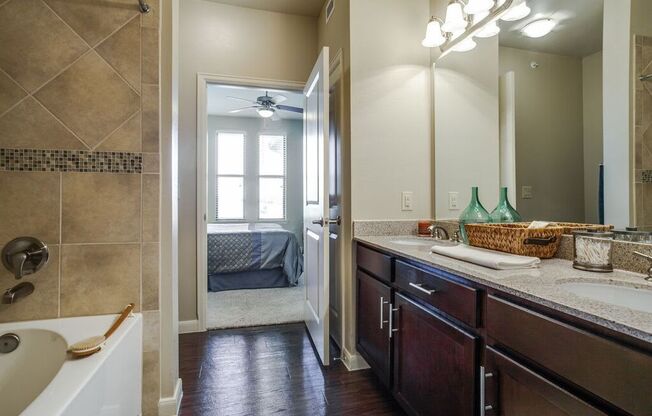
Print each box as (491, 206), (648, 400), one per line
(2, 282), (34, 304)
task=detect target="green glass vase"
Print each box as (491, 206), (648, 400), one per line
(489, 187), (522, 223)
(459, 187), (491, 243)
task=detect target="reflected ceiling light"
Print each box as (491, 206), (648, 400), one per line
(422, 17), (448, 48)
(464, 0), (495, 15)
(442, 1), (468, 33)
(500, 0), (530, 21)
(473, 12), (501, 38)
(522, 18), (556, 38)
(257, 107), (274, 118)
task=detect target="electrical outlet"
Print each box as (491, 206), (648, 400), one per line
(448, 192), (459, 210)
(401, 191), (413, 211)
(522, 186), (533, 199)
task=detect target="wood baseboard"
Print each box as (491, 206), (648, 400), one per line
(158, 378), (183, 416)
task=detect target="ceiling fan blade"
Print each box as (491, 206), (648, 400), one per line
(228, 106), (258, 113)
(271, 94), (287, 104)
(276, 104), (303, 114)
(226, 96), (258, 105)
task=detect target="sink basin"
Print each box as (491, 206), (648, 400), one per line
(389, 238), (457, 248)
(559, 282), (652, 313)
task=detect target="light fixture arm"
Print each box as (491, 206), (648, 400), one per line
(439, 0), (513, 57)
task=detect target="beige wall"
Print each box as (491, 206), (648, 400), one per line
(349, 0), (433, 220)
(178, 0), (318, 321)
(0, 0), (161, 414)
(499, 47), (585, 222)
(583, 51), (604, 224)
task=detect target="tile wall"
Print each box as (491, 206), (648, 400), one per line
(0, 0), (160, 414)
(635, 35), (652, 229)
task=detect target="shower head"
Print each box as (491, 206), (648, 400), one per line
(138, 0), (151, 13)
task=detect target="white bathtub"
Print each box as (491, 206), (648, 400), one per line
(0, 313), (142, 416)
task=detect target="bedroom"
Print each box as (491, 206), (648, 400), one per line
(203, 83), (305, 329)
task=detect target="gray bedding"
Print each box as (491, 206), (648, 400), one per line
(207, 224), (303, 291)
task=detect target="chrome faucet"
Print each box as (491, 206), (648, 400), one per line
(2, 282), (34, 304)
(427, 225), (449, 240)
(633, 251), (652, 281)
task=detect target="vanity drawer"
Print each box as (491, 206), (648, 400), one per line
(356, 244), (393, 283)
(487, 295), (652, 416)
(395, 260), (479, 328)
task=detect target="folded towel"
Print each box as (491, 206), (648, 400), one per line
(528, 221), (558, 229)
(431, 244), (541, 270)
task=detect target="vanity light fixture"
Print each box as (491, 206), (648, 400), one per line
(500, 0), (530, 21)
(257, 108), (274, 118)
(452, 36), (477, 52)
(464, 0), (495, 15)
(474, 12), (500, 38)
(422, 17), (448, 47)
(522, 18), (556, 38)
(442, 1), (468, 33)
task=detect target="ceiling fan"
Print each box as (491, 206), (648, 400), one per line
(226, 92), (303, 120)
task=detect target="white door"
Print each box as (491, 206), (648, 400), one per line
(303, 47), (330, 365)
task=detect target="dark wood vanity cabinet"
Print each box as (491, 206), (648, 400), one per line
(356, 269), (392, 386)
(393, 293), (477, 416)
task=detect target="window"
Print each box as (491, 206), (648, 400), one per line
(215, 132), (245, 220)
(258, 135), (286, 219)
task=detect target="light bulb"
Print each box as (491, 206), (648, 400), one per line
(422, 18), (447, 47)
(473, 12), (500, 38)
(501, 0), (531, 21)
(522, 19), (556, 38)
(452, 36), (477, 52)
(442, 1), (468, 33)
(257, 108), (274, 118)
(464, 0), (495, 15)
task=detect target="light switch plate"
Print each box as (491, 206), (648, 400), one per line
(448, 192), (459, 210)
(401, 191), (413, 211)
(522, 186), (533, 199)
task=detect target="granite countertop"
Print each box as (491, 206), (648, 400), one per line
(355, 235), (652, 344)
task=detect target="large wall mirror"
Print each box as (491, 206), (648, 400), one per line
(433, 0), (652, 233)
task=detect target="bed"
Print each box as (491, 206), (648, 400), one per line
(207, 223), (303, 291)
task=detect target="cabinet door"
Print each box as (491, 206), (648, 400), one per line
(393, 293), (477, 416)
(356, 269), (392, 386)
(483, 346), (608, 416)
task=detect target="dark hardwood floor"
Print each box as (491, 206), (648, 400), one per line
(179, 323), (405, 415)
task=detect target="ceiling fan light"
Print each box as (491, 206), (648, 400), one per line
(500, 0), (530, 21)
(464, 0), (494, 15)
(522, 18), (556, 38)
(452, 36), (477, 52)
(473, 12), (501, 38)
(422, 17), (447, 48)
(442, 1), (468, 33)
(257, 108), (274, 118)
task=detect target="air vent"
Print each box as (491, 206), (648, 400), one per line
(325, 0), (335, 24)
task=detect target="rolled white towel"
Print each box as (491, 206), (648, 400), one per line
(431, 244), (540, 270)
(528, 221), (558, 229)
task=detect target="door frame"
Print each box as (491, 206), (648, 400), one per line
(195, 73), (305, 331)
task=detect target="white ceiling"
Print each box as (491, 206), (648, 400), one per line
(203, 0), (326, 17)
(499, 0), (603, 57)
(207, 84), (304, 120)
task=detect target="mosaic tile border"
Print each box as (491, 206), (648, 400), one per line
(642, 170), (652, 183)
(0, 148), (142, 173)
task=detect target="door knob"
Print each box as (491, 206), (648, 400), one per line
(312, 217), (341, 227)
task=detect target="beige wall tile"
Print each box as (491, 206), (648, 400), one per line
(96, 16), (141, 92)
(0, 0), (88, 92)
(60, 244), (140, 316)
(140, 0), (159, 29)
(143, 153), (160, 173)
(142, 84), (159, 152)
(142, 243), (159, 310)
(0, 245), (59, 323)
(0, 70), (26, 114)
(62, 173), (141, 243)
(142, 310), (160, 352)
(0, 98), (86, 149)
(0, 171), (60, 247)
(43, 0), (140, 47)
(96, 112), (142, 152)
(142, 350), (160, 416)
(35, 52), (140, 148)
(643, 183), (652, 226)
(141, 27), (159, 85)
(142, 174), (160, 242)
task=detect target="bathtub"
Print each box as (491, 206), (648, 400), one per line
(0, 313), (142, 416)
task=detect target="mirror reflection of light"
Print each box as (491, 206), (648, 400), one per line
(522, 19), (556, 38)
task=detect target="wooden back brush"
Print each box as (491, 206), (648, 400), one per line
(68, 303), (135, 358)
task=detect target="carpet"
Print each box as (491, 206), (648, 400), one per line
(206, 284), (305, 329)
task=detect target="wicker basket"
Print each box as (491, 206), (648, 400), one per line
(465, 223), (564, 258)
(554, 222), (613, 234)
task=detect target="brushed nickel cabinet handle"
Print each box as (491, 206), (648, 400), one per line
(388, 304), (399, 338)
(379, 297), (389, 329)
(409, 282), (436, 295)
(480, 366), (495, 415)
